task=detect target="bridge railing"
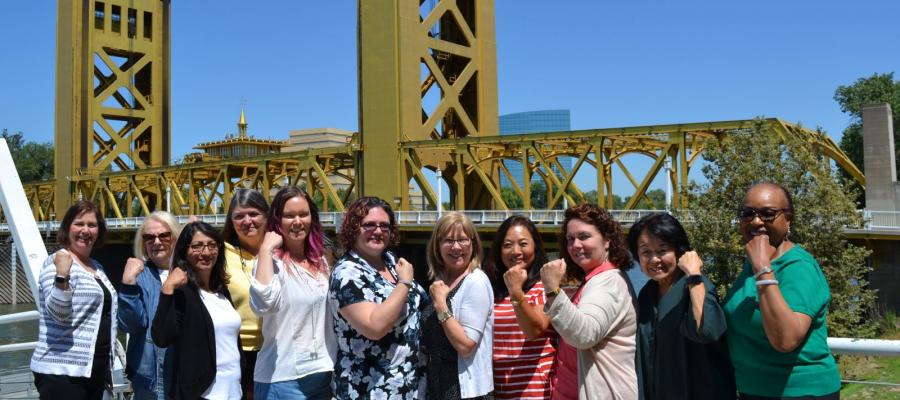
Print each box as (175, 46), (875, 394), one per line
(3, 209), (900, 233)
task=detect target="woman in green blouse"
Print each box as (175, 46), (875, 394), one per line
(628, 213), (735, 400)
(723, 182), (840, 399)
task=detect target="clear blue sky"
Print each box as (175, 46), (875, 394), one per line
(2, 1), (899, 198)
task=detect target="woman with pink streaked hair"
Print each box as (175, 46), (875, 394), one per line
(249, 186), (335, 399)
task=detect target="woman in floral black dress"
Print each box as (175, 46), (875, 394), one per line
(328, 197), (429, 399)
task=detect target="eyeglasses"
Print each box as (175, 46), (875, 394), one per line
(142, 231), (173, 243)
(189, 242), (219, 253)
(440, 238), (471, 247)
(737, 207), (790, 223)
(361, 222), (391, 232)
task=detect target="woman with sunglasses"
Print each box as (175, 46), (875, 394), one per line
(152, 221), (244, 400)
(250, 186), (335, 399)
(627, 213), (734, 400)
(118, 211), (182, 400)
(30, 201), (117, 400)
(223, 189), (269, 398)
(328, 197), (428, 399)
(421, 212), (494, 400)
(723, 182), (840, 399)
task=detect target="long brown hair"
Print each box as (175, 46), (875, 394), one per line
(560, 204), (633, 281)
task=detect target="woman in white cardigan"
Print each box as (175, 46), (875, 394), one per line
(541, 204), (638, 400)
(422, 212), (494, 400)
(250, 186), (335, 399)
(31, 201), (118, 400)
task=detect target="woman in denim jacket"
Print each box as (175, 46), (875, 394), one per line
(118, 211), (182, 399)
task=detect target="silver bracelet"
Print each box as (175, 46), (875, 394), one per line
(755, 279), (779, 287)
(753, 267), (773, 279)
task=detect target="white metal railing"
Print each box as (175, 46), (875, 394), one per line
(3, 209), (900, 233)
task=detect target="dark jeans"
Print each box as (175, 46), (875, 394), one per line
(740, 392), (839, 400)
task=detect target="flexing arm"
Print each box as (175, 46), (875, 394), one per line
(747, 236), (811, 353)
(339, 258), (415, 340)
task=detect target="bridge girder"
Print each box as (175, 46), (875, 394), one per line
(17, 118), (863, 221)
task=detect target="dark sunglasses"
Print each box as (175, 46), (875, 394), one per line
(737, 207), (790, 223)
(142, 231), (173, 243)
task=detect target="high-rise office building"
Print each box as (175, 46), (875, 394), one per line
(499, 110), (572, 189)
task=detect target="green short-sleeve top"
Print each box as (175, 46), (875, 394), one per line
(722, 245), (840, 397)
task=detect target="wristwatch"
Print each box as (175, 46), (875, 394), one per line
(54, 275), (70, 285)
(685, 274), (703, 286)
(398, 279), (414, 289)
(437, 310), (454, 324)
(546, 287), (561, 297)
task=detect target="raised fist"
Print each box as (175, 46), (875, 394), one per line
(396, 257), (414, 282)
(161, 266), (188, 294)
(122, 257), (145, 285)
(54, 249), (73, 277)
(540, 259), (567, 293)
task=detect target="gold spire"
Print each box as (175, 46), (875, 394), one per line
(238, 108), (248, 138)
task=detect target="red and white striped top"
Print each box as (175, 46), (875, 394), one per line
(492, 281), (558, 400)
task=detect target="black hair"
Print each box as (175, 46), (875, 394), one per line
(627, 213), (692, 281)
(487, 215), (549, 303)
(172, 221), (229, 293)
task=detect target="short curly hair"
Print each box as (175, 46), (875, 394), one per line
(559, 204), (633, 280)
(338, 197), (400, 252)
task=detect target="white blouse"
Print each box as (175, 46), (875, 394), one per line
(199, 289), (243, 400)
(249, 257), (336, 383)
(453, 268), (495, 398)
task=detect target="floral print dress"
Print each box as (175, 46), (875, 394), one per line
(328, 250), (429, 399)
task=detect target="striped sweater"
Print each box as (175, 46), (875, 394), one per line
(30, 251), (118, 378)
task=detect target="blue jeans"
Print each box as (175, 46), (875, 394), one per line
(254, 371), (333, 400)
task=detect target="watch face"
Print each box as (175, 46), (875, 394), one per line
(686, 275), (703, 285)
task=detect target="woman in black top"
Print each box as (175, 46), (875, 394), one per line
(152, 222), (244, 399)
(627, 213), (735, 400)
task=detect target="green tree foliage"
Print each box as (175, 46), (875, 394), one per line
(834, 73), (900, 204)
(501, 186), (524, 209)
(530, 181), (548, 209)
(2, 129), (54, 182)
(686, 120), (876, 337)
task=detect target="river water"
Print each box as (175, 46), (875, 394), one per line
(0, 303), (38, 372)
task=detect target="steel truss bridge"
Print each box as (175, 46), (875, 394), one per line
(8, 0), (862, 222)
(18, 118), (861, 222)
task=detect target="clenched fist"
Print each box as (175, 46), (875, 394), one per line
(122, 257), (145, 285)
(396, 257), (414, 282)
(54, 249), (74, 277)
(260, 231), (284, 254)
(161, 267), (188, 295)
(429, 280), (450, 312)
(677, 251), (703, 276)
(540, 259), (567, 293)
(503, 266), (528, 300)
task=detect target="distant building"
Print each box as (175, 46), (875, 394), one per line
(282, 127), (354, 152)
(499, 110), (572, 189)
(191, 109), (286, 162)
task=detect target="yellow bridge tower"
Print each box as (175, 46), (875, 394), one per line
(54, 0), (171, 213)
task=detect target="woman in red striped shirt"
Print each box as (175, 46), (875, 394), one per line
(488, 216), (557, 399)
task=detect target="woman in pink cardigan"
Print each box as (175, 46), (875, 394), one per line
(541, 204), (638, 400)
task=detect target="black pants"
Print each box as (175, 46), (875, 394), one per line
(740, 392), (839, 400)
(241, 349), (258, 400)
(33, 367), (107, 400)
